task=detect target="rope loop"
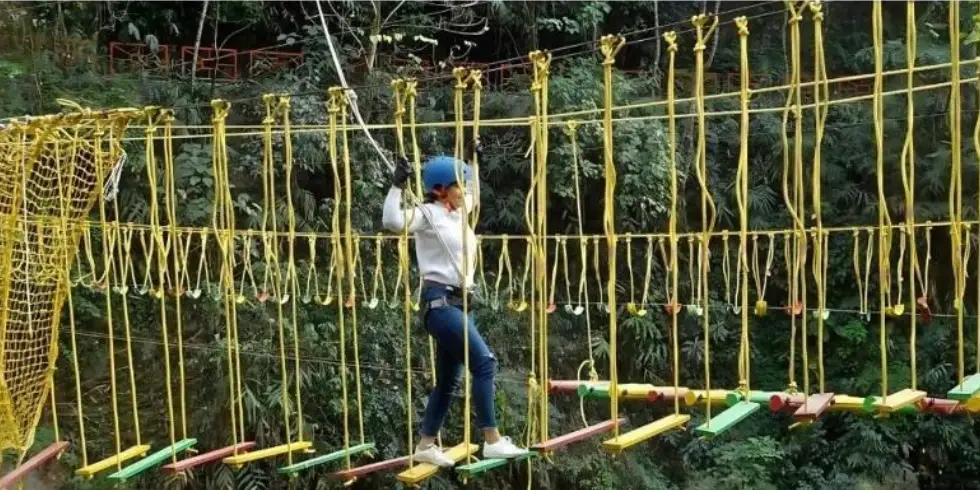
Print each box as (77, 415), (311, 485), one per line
(664, 31), (678, 52)
(599, 35), (625, 66)
(809, 0), (824, 22)
(736, 16), (750, 36)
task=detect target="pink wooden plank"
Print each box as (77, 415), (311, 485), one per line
(161, 442), (256, 473)
(792, 393), (835, 420)
(531, 418), (626, 452)
(918, 397), (963, 415)
(0, 441), (68, 490)
(548, 380), (604, 394)
(327, 455), (411, 481)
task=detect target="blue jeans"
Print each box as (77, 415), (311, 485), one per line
(419, 284), (498, 437)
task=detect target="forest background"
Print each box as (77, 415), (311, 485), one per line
(2, 1), (980, 489)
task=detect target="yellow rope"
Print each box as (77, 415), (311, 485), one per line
(950, 0), (966, 386)
(692, 12), (718, 420)
(91, 118), (125, 468)
(337, 89), (367, 447)
(810, 1), (828, 394)
(873, 0), (893, 399)
(664, 29), (682, 415)
(901, 0), (919, 389)
(278, 96), (306, 444)
(391, 78), (416, 464)
(599, 33), (625, 437)
(735, 16), (751, 395)
(326, 88), (353, 466)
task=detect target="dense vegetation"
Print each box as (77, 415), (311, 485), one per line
(3, 1), (980, 489)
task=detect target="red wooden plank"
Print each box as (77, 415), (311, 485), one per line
(769, 394), (804, 413)
(792, 393), (835, 420)
(327, 455), (411, 481)
(161, 442), (256, 473)
(531, 418), (626, 452)
(0, 441), (68, 490)
(918, 397), (964, 415)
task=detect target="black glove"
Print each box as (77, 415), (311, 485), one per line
(465, 137), (484, 163)
(392, 156), (412, 189)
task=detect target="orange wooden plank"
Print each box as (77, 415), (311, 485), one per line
(532, 418), (626, 452)
(162, 442), (256, 473)
(792, 393), (835, 420)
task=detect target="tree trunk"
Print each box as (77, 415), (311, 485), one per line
(191, 0), (210, 86)
(367, 1), (380, 73)
(704, 0), (721, 69)
(652, 0), (660, 83)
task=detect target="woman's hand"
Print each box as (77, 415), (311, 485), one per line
(465, 138), (483, 164)
(392, 156), (412, 189)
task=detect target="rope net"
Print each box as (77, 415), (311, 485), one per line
(0, 111), (135, 453)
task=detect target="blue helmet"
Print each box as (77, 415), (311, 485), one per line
(421, 155), (471, 193)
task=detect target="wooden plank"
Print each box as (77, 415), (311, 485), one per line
(694, 401), (760, 437)
(603, 414), (689, 453)
(107, 439), (197, 482)
(328, 455), (412, 481)
(947, 373), (980, 400)
(648, 387), (689, 402)
(278, 442), (375, 475)
(396, 443), (478, 485)
(0, 441), (68, 490)
(455, 451), (534, 479)
(829, 394), (867, 413)
(684, 389), (730, 406)
(531, 418), (626, 452)
(769, 393), (804, 412)
(792, 393), (835, 420)
(75, 444), (152, 478)
(874, 389), (927, 412)
(964, 395), (980, 414)
(162, 442), (256, 473)
(918, 397), (963, 415)
(222, 441), (312, 467)
(548, 380), (606, 394)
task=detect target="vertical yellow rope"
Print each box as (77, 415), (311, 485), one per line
(781, 1), (804, 394)
(950, 0), (966, 386)
(334, 89), (367, 446)
(664, 30), (681, 415)
(529, 53), (549, 442)
(278, 95), (306, 444)
(873, 0), (892, 399)
(450, 67), (477, 468)
(974, 3), (980, 376)
(92, 118), (124, 468)
(326, 88), (352, 467)
(599, 33), (624, 437)
(60, 127), (86, 466)
(262, 95), (295, 464)
(163, 112), (189, 443)
(735, 16), (751, 396)
(810, 1), (829, 394)
(391, 78), (415, 465)
(692, 13), (718, 420)
(901, 0), (919, 389)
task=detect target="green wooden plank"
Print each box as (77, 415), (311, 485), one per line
(107, 438), (197, 482)
(578, 385), (611, 400)
(455, 451), (535, 478)
(739, 391), (782, 406)
(947, 373), (980, 401)
(278, 442), (375, 475)
(694, 401), (760, 437)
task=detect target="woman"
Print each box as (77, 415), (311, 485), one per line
(381, 152), (526, 467)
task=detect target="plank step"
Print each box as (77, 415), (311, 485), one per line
(0, 441), (68, 490)
(793, 393), (835, 420)
(75, 444), (152, 478)
(531, 418), (625, 452)
(695, 401), (760, 437)
(328, 455), (411, 481)
(278, 442), (375, 475)
(947, 373), (980, 401)
(107, 439), (197, 481)
(603, 414), (689, 452)
(396, 443), (478, 485)
(222, 441), (312, 467)
(162, 442), (256, 473)
(455, 451), (535, 478)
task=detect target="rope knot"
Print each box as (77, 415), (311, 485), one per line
(808, 1), (824, 20)
(735, 16), (750, 36)
(663, 31), (678, 52)
(527, 373), (540, 396)
(599, 35), (625, 65)
(210, 99), (231, 120)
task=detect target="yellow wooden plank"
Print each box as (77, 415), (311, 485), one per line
(618, 384), (657, 400)
(876, 389), (926, 412)
(602, 414), (690, 453)
(965, 395), (980, 414)
(222, 441), (312, 466)
(684, 389), (730, 406)
(75, 444), (152, 478)
(829, 395), (867, 413)
(397, 443), (479, 485)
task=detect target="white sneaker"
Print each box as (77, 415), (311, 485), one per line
(413, 443), (455, 468)
(483, 436), (528, 459)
